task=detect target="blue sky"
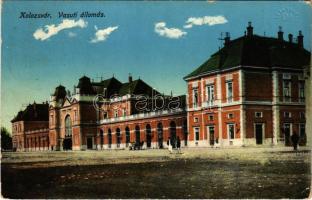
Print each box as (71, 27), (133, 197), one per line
(1, 1), (311, 131)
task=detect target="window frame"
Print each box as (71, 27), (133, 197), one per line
(226, 81), (233, 103)
(227, 123), (235, 140)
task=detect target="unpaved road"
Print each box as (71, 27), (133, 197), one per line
(1, 147), (311, 198)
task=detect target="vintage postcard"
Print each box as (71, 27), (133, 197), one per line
(1, 1), (311, 199)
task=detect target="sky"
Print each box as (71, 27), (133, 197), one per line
(1, 1), (311, 132)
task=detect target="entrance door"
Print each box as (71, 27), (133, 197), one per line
(170, 121), (177, 148)
(135, 126), (140, 146)
(208, 126), (215, 146)
(63, 138), (72, 150)
(146, 124), (152, 148)
(87, 137), (93, 149)
(157, 123), (163, 148)
(255, 124), (263, 145)
(284, 123), (291, 146)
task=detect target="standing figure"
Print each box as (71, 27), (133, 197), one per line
(176, 136), (181, 153)
(291, 131), (299, 151)
(167, 137), (172, 153)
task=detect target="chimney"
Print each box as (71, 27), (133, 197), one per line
(297, 30), (303, 48)
(247, 22), (253, 37)
(128, 73), (133, 83)
(224, 32), (230, 46)
(278, 26), (283, 41)
(288, 34), (293, 43)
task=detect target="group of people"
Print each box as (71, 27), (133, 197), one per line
(167, 136), (181, 153)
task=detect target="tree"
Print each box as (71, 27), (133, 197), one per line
(1, 127), (12, 151)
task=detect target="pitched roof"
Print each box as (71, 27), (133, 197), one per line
(118, 79), (159, 96)
(11, 103), (49, 123)
(184, 35), (311, 80)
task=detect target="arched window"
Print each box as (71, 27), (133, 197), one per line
(157, 123), (163, 148)
(108, 129), (112, 148)
(125, 127), (130, 147)
(65, 115), (72, 137)
(135, 125), (140, 145)
(170, 121), (177, 148)
(100, 129), (104, 149)
(116, 128), (121, 148)
(146, 124), (152, 148)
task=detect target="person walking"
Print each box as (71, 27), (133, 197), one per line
(176, 136), (181, 153)
(167, 137), (172, 153)
(291, 131), (299, 151)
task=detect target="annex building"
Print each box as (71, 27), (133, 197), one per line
(11, 22), (310, 151)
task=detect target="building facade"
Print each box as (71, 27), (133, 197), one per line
(11, 103), (49, 151)
(48, 75), (187, 151)
(184, 23), (310, 147)
(11, 22), (310, 151)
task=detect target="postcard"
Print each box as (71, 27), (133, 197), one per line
(1, 1), (311, 199)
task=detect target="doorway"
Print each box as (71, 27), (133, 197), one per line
(170, 121), (177, 148)
(284, 123), (291, 146)
(255, 123), (263, 145)
(146, 124), (152, 148)
(63, 137), (72, 150)
(208, 126), (215, 146)
(87, 137), (93, 149)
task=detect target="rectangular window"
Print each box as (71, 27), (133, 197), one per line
(209, 115), (214, 121)
(226, 81), (233, 103)
(114, 110), (118, 118)
(50, 115), (54, 125)
(283, 80), (291, 102)
(103, 112), (108, 119)
(194, 117), (199, 123)
(255, 112), (263, 118)
(227, 113), (234, 119)
(74, 110), (77, 122)
(228, 124), (235, 139)
(193, 88), (199, 108)
(299, 123), (305, 137)
(300, 112), (305, 119)
(299, 82), (305, 102)
(194, 127), (200, 141)
(284, 112), (292, 118)
(206, 84), (214, 106)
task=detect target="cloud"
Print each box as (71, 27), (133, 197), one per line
(68, 32), (77, 38)
(90, 26), (118, 43)
(154, 22), (187, 39)
(33, 19), (87, 41)
(184, 16), (228, 29)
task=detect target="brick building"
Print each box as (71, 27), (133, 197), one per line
(48, 75), (187, 151)
(11, 102), (49, 151)
(184, 23), (310, 147)
(11, 22), (310, 151)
